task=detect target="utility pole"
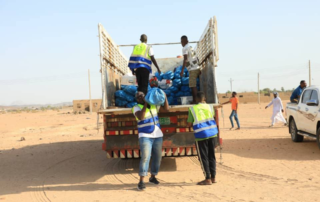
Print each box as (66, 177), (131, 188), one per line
(88, 69), (92, 114)
(229, 78), (234, 92)
(309, 60), (311, 86)
(258, 73), (260, 104)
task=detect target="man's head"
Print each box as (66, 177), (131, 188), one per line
(273, 92), (278, 98)
(300, 80), (307, 88)
(135, 91), (145, 104)
(181, 35), (188, 47)
(196, 91), (206, 103)
(140, 34), (147, 43)
(232, 92), (237, 97)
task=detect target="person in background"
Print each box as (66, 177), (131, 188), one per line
(187, 92), (218, 185)
(128, 34), (161, 95)
(265, 92), (287, 127)
(180, 35), (201, 104)
(133, 91), (169, 191)
(290, 80), (307, 103)
(222, 92), (240, 130)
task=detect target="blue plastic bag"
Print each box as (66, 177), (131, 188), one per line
(124, 85), (137, 96)
(172, 79), (181, 87)
(181, 77), (189, 85)
(155, 72), (163, 81)
(115, 90), (128, 100)
(163, 89), (171, 96)
(163, 71), (174, 80)
(126, 102), (137, 108)
(167, 96), (174, 105)
(121, 85), (127, 90)
(181, 86), (191, 92)
(145, 88), (166, 106)
(115, 98), (128, 107)
(183, 91), (192, 96)
(175, 65), (188, 72)
(176, 91), (184, 97)
(126, 94), (135, 102)
(168, 86), (179, 93)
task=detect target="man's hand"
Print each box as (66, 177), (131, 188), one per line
(180, 71), (184, 77)
(282, 109), (284, 113)
(265, 106), (268, 109)
(158, 69), (162, 74)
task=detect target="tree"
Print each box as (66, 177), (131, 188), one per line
(281, 87), (284, 92)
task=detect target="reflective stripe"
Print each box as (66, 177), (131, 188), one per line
(129, 60), (152, 67)
(129, 56), (152, 64)
(194, 125), (217, 133)
(190, 107), (198, 122)
(193, 117), (215, 125)
(137, 122), (155, 128)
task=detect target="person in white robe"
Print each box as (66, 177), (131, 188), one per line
(265, 92), (287, 127)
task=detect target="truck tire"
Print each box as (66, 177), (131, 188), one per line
(290, 119), (304, 142)
(317, 128), (320, 149)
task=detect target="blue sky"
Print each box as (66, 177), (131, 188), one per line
(0, 0), (319, 105)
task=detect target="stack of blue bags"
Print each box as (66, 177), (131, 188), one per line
(115, 65), (201, 107)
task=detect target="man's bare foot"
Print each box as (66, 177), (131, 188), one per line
(235, 128), (240, 130)
(197, 179), (212, 185)
(230, 127), (234, 130)
(211, 178), (216, 183)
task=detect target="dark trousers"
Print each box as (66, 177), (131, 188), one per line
(135, 68), (150, 95)
(196, 137), (216, 179)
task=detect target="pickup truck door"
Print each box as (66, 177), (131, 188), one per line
(304, 90), (320, 134)
(296, 89), (312, 132)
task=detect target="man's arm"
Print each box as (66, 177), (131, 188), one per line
(159, 95), (170, 113)
(150, 56), (161, 74)
(135, 102), (148, 121)
(180, 55), (188, 77)
(265, 100), (273, 109)
(222, 100), (231, 105)
(280, 99), (284, 112)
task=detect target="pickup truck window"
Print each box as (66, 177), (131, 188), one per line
(301, 90), (312, 103)
(310, 90), (318, 102)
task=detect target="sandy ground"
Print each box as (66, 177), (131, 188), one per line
(1, 102), (320, 202)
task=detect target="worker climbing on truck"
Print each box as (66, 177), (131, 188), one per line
(187, 92), (219, 185)
(180, 35), (201, 104)
(290, 80), (307, 103)
(133, 91), (169, 191)
(128, 34), (162, 95)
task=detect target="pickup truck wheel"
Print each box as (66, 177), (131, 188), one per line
(317, 128), (320, 149)
(290, 119), (304, 142)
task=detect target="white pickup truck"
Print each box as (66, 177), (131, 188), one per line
(286, 86), (320, 149)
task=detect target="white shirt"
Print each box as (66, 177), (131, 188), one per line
(267, 97), (284, 113)
(133, 106), (163, 138)
(182, 44), (200, 71)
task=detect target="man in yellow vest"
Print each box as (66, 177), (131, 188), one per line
(187, 91), (219, 185)
(128, 34), (161, 95)
(133, 91), (169, 191)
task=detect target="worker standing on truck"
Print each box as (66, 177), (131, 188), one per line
(290, 80), (307, 103)
(265, 92), (287, 127)
(222, 92), (240, 130)
(187, 92), (218, 185)
(133, 91), (169, 191)
(128, 34), (162, 95)
(180, 35), (201, 104)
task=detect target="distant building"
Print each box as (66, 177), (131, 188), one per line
(73, 99), (102, 113)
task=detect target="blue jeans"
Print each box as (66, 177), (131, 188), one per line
(139, 137), (163, 177)
(229, 110), (240, 128)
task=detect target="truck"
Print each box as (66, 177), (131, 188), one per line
(286, 85), (320, 149)
(97, 17), (222, 158)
